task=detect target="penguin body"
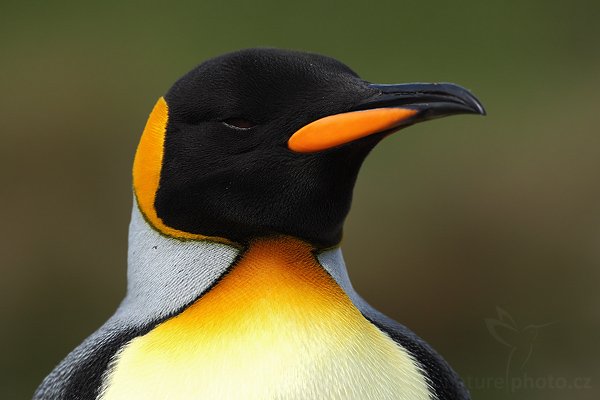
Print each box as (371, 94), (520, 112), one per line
(35, 49), (484, 400)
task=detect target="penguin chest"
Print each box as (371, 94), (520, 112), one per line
(98, 238), (432, 400)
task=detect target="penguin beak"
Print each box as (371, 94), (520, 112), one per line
(287, 82), (486, 153)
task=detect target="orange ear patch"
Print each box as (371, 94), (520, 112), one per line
(132, 97), (233, 244)
(288, 108), (417, 153)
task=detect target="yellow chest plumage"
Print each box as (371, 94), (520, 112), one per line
(98, 237), (432, 400)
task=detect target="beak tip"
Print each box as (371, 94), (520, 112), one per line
(475, 103), (487, 116)
(462, 93), (486, 116)
(462, 88), (486, 116)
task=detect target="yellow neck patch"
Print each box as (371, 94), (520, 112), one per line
(132, 97), (233, 244)
(99, 237), (432, 400)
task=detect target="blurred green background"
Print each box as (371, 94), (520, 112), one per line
(1, 1), (599, 399)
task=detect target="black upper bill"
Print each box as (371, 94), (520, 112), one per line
(353, 82), (486, 121)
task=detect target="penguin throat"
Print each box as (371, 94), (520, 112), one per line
(99, 236), (432, 400)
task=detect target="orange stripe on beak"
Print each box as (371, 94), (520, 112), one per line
(288, 108), (418, 153)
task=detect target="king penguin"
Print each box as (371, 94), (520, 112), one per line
(34, 48), (485, 400)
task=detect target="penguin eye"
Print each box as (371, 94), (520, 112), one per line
(222, 118), (256, 130)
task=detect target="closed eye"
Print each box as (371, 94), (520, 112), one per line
(222, 118), (257, 130)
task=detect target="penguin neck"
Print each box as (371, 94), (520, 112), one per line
(122, 200), (360, 327)
(101, 214), (433, 400)
(121, 201), (239, 325)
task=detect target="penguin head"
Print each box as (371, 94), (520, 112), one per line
(133, 48), (485, 248)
